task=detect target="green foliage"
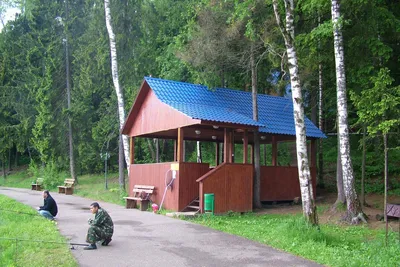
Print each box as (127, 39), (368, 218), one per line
(351, 68), (400, 136)
(0, 0), (399, 190)
(28, 160), (66, 190)
(188, 212), (400, 267)
(0, 195), (77, 267)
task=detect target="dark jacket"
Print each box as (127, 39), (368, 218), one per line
(40, 194), (58, 217)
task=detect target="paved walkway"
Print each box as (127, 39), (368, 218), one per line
(0, 187), (322, 267)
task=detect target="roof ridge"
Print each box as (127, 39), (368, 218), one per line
(213, 87), (290, 100)
(145, 76), (207, 89)
(145, 77), (289, 100)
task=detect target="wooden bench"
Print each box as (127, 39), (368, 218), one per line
(57, 179), (75, 195)
(124, 185), (155, 211)
(31, 178), (44, 191)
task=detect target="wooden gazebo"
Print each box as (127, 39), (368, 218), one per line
(121, 77), (325, 214)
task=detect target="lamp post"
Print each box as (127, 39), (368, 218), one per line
(100, 152), (110, 189)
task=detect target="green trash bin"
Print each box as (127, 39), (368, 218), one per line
(204, 193), (214, 214)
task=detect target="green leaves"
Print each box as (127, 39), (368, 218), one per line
(351, 68), (400, 136)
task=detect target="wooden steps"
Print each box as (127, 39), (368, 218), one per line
(181, 197), (200, 213)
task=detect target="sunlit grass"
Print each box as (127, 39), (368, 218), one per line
(0, 170), (127, 206)
(0, 195), (77, 267)
(188, 213), (400, 267)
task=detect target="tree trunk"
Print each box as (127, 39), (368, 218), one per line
(14, 147), (18, 168)
(251, 43), (262, 209)
(197, 141), (202, 163)
(104, 0), (130, 171)
(65, 0), (77, 182)
(0, 154), (7, 179)
(334, 132), (346, 208)
(331, 0), (363, 222)
(2, 156), (5, 179)
(8, 148), (11, 172)
(383, 133), (388, 244)
(318, 63), (325, 188)
(273, 0), (318, 225)
(27, 145), (32, 162)
(361, 125), (366, 207)
(119, 134), (125, 190)
(264, 144), (267, 166)
(155, 138), (159, 163)
(146, 138), (156, 162)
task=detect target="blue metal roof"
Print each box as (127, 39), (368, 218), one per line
(145, 77), (326, 138)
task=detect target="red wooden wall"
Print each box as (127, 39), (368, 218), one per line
(129, 162), (209, 211)
(178, 163), (210, 210)
(260, 166), (316, 201)
(127, 85), (200, 137)
(198, 163), (253, 214)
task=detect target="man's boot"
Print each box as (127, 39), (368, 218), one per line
(84, 243), (97, 250)
(101, 238), (112, 246)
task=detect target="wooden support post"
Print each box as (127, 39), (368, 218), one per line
(215, 142), (220, 166)
(272, 136), (277, 166)
(224, 128), (231, 163)
(250, 144), (254, 164)
(310, 139), (317, 168)
(230, 131), (234, 163)
(130, 137), (134, 165)
(173, 140), (177, 162)
(177, 128), (184, 162)
(243, 130), (248, 164)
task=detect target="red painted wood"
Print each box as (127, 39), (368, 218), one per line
(272, 136), (277, 166)
(130, 163), (178, 210)
(177, 128), (184, 162)
(178, 163), (210, 210)
(129, 162), (209, 211)
(198, 163), (253, 214)
(260, 166), (317, 201)
(130, 137), (134, 164)
(243, 130), (248, 163)
(126, 83), (200, 137)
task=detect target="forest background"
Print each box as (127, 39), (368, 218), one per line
(0, 0), (399, 197)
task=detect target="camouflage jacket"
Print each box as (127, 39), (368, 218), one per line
(90, 208), (114, 235)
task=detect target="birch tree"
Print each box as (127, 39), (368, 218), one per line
(64, 0), (76, 182)
(250, 43), (262, 209)
(351, 68), (400, 227)
(331, 0), (364, 223)
(272, 0), (318, 225)
(104, 0), (130, 170)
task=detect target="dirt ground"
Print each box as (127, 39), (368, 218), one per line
(258, 191), (400, 232)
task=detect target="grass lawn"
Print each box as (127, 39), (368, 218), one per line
(0, 170), (127, 206)
(0, 195), (77, 267)
(1, 169), (399, 267)
(188, 212), (400, 267)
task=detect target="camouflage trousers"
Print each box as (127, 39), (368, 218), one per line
(86, 225), (112, 244)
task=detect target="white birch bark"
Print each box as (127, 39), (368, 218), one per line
(251, 43), (262, 209)
(331, 0), (362, 220)
(272, 0), (317, 224)
(104, 0), (130, 170)
(65, 0), (76, 182)
(196, 141), (202, 163)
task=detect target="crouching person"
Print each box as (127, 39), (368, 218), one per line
(38, 190), (58, 220)
(84, 202), (114, 250)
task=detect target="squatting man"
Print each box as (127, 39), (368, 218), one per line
(37, 190), (58, 220)
(84, 202), (114, 250)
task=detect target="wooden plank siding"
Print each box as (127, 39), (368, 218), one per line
(198, 163), (253, 214)
(127, 84), (200, 137)
(260, 166), (316, 201)
(129, 163), (178, 210)
(129, 162), (210, 211)
(178, 163), (210, 210)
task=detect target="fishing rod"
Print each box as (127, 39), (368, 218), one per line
(0, 237), (89, 249)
